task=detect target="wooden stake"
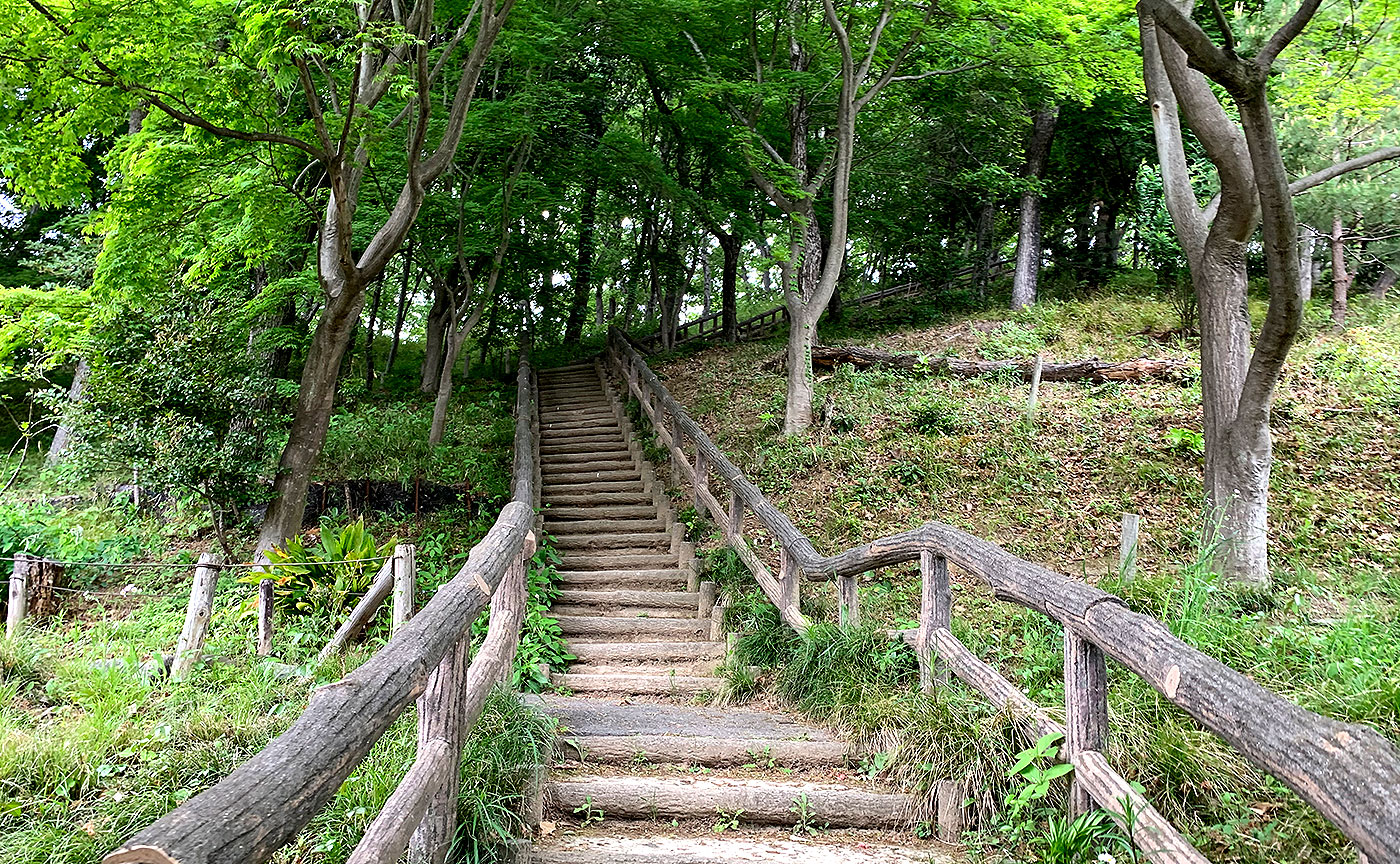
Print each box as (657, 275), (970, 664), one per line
(6, 554), (28, 640)
(918, 551), (950, 691)
(256, 579), (274, 657)
(392, 544), (416, 633)
(693, 448), (710, 513)
(1025, 354), (1044, 418)
(837, 574), (860, 629)
(778, 549), (799, 619)
(1065, 626), (1108, 818)
(172, 553), (222, 681)
(318, 558), (395, 663)
(727, 490), (744, 539)
(698, 581), (717, 620)
(1119, 513), (1140, 582)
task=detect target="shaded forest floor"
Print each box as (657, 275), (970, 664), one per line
(648, 280), (1400, 863)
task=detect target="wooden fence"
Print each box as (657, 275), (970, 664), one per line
(102, 354), (541, 864)
(608, 328), (1400, 863)
(638, 259), (1012, 352)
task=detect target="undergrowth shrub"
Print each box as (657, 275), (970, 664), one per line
(453, 689), (557, 861)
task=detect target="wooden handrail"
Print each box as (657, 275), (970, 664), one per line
(104, 353), (541, 864)
(607, 328), (1400, 863)
(641, 258), (1012, 350)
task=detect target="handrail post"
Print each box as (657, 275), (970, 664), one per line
(693, 448), (709, 514)
(6, 554), (28, 640)
(172, 553), (222, 681)
(1065, 627), (1108, 818)
(779, 548), (799, 619)
(918, 551), (950, 691)
(668, 412), (683, 481)
(727, 489), (744, 539)
(256, 579), (275, 657)
(837, 574), (860, 629)
(392, 544), (416, 633)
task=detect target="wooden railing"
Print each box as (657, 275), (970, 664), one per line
(639, 259), (1012, 352)
(607, 328), (1400, 864)
(104, 354), (541, 864)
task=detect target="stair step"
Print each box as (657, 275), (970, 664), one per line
(554, 533), (670, 550)
(551, 672), (718, 695)
(543, 459), (636, 473)
(558, 734), (850, 767)
(545, 492), (653, 506)
(544, 505), (657, 520)
(555, 555), (680, 571)
(541, 407), (614, 418)
(547, 519), (666, 535)
(546, 775), (917, 828)
(551, 606), (696, 619)
(555, 570), (687, 589)
(544, 481), (647, 495)
(531, 835), (952, 863)
(564, 659), (721, 676)
(546, 470), (641, 485)
(541, 441), (633, 455)
(555, 616), (709, 641)
(556, 589), (699, 608)
(564, 640), (725, 664)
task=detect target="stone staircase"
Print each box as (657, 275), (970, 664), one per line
(539, 362), (722, 698)
(526, 363), (959, 863)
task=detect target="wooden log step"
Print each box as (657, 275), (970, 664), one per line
(539, 390), (607, 401)
(539, 432), (626, 446)
(531, 835), (952, 864)
(546, 519), (666, 535)
(554, 616), (709, 641)
(553, 558), (680, 573)
(545, 470), (640, 485)
(555, 569), (687, 588)
(553, 533), (670, 550)
(538, 407), (613, 418)
(544, 492), (653, 506)
(543, 505), (657, 520)
(543, 482), (648, 496)
(564, 640), (725, 664)
(556, 589), (699, 608)
(541, 441), (633, 455)
(550, 606), (695, 619)
(560, 734), (851, 767)
(538, 422), (622, 435)
(564, 659), (721, 676)
(550, 673), (718, 695)
(542, 459), (636, 473)
(546, 776), (917, 828)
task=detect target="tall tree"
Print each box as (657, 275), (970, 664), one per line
(2, 0), (517, 550)
(1138, 0), (1400, 586)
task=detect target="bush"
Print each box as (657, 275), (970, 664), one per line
(250, 517), (396, 615)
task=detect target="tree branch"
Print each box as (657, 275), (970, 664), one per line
(1258, 0), (1324, 66)
(1290, 146), (1400, 196)
(1137, 0), (1234, 79)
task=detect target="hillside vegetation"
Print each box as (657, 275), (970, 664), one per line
(652, 282), (1400, 862)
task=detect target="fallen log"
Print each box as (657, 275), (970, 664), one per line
(785, 345), (1189, 383)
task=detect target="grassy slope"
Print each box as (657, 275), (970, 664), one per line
(655, 283), (1400, 862)
(0, 386), (553, 864)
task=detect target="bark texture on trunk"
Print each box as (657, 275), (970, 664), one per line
(45, 357), (90, 467)
(419, 283), (451, 394)
(975, 201), (995, 297)
(1330, 214), (1352, 330)
(1298, 226), (1315, 303)
(1374, 266), (1397, 299)
(258, 271), (367, 549)
(384, 243), (414, 388)
(565, 172), (599, 343)
(1010, 105), (1059, 310)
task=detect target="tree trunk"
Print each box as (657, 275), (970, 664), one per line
(1330, 214), (1352, 331)
(45, 357), (90, 467)
(719, 234), (740, 342)
(565, 173), (599, 343)
(784, 309), (819, 437)
(975, 201), (995, 297)
(364, 277), (384, 390)
(420, 282), (451, 394)
(257, 268), (367, 551)
(1010, 105), (1059, 310)
(701, 252), (712, 318)
(384, 243), (414, 389)
(1298, 226), (1315, 303)
(1374, 266), (1396, 299)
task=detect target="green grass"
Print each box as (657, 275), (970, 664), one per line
(667, 284), (1400, 863)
